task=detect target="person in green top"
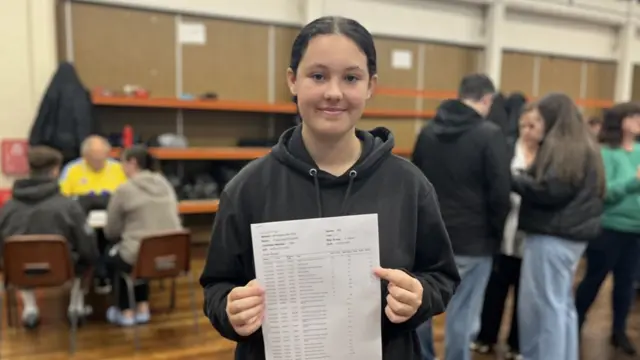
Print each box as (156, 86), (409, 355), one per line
(575, 102), (640, 355)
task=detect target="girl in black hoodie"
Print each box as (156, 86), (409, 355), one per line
(199, 16), (460, 360)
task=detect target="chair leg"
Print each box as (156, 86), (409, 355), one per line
(169, 279), (176, 311)
(188, 274), (198, 334)
(0, 290), (3, 359)
(4, 288), (11, 329)
(7, 290), (16, 329)
(69, 310), (77, 355)
(123, 276), (139, 351)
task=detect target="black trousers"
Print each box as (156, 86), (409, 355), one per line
(94, 229), (110, 279)
(105, 248), (149, 310)
(575, 228), (640, 333)
(476, 254), (522, 351)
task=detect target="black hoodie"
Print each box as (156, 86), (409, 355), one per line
(0, 178), (99, 272)
(200, 125), (460, 360)
(412, 100), (511, 257)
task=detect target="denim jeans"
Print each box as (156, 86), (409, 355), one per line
(416, 319), (436, 360)
(518, 234), (586, 360)
(444, 255), (493, 360)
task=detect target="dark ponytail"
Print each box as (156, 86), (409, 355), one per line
(122, 145), (158, 172)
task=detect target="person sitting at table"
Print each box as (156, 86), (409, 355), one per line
(0, 146), (99, 328)
(59, 135), (127, 293)
(59, 135), (127, 198)
(103, 145), (182, 326)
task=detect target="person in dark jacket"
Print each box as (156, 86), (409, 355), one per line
(504, 92), (528, 142)
(199, 16), (460, 360)
(412, 74), (511, 360)
(512, 93), (605, 360)
(29, 62), (97, 165)
(0, 146), (99, 328)
(487, 92), (509, 137)
(472, 103), (538, 360)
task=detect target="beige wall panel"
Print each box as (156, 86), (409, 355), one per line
(500, 52), (535, 96)
(182, 17), (269, 102)
(71, 2), (176, 97)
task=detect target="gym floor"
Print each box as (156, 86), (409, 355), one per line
(1, 246), (636, 360)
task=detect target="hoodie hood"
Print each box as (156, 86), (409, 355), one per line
(431, 99), (484, 139)
(12, 178), (60, 203)
(271, 125), (394, 216)
(129, 170), (172, 196)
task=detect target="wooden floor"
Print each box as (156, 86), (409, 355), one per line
(1, 247), (639, 359)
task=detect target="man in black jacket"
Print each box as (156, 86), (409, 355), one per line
(412, 74), (511, 360)
(0, 146), (99, 328)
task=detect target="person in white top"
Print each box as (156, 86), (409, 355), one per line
(471, 104), (541, 360)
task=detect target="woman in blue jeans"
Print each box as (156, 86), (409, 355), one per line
(511, 93), (605, 360)
(575, 102), (640, 355)
(417, 319), (437, 360)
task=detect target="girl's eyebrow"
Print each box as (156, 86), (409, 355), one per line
(306, 63), (364, 72)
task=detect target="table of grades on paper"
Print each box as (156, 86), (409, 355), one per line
(251, 214), (383, 360)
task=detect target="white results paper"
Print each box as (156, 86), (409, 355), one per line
(251, 214), (382, 360)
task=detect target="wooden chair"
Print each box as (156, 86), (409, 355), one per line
(114, 229), (197, 351)
(2, 235), (82, 355)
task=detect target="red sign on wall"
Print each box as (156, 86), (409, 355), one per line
(1, 139), (29, 175)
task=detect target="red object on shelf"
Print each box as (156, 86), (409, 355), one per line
(122, 125), (133, 148)
(1, 139), (29, 175)
(133, 88), (149, 98)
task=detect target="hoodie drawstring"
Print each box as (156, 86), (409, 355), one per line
(341, 170), (357, 215)
(308, 168), (358, 218)
(309, 169), (322, 217)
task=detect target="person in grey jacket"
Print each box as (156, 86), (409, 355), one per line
(104, 145), (182, 326)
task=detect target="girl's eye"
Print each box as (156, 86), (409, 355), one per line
(311, 73), (324, 81)
(345, 75), (359, 83)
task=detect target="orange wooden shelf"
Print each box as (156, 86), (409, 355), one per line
(111, 146), (412, 160)
(92, 95), (435, 119)
(178, 199), (219, 214)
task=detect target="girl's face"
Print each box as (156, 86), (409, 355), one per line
(622, 114), (640, 137)
(287, 34), (376, 138)
(121, 156), (138, 178)
(519, 109), (545, 144)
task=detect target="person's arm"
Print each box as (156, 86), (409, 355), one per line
(511, 170), (578, 206)
(66, 201), (99, 265)
(384, 184), (460, 335)
(199, 191), (257, 342)
(104, 187), (125, 240)
(483, 129), (511, 242)
(601, 152), (640, 204)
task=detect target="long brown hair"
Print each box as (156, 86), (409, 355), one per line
(533, 93), (605, 197)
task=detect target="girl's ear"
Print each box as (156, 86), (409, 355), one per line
(286, 68), (297, 96)
(367, 74), (378, 100)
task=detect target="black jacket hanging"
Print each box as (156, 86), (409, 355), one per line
(29, 62), (97, 164)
